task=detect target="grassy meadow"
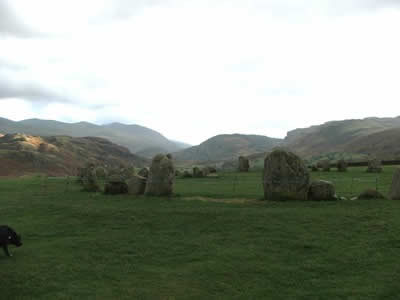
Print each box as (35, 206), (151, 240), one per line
(1, 166), (400, 299)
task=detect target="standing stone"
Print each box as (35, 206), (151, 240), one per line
(357, 189), (385, 200)
(81, 164), (101, 192)
(321, 160), (331, 172)
(104, 174), (128, 195)
(127, 175), (147, 195)
(389, 168), (400, 200)
(238, 156), (250, 172)
(366, 158), (383, 173)
(308, 180), (336, 201)
(145, 154), (175, 196)
(182, 170), (192, 178)
(138, 167), (149, 178)
(193, 167), (204, 178)
(337, 159), (348, 172)
(262, 149), (310, 201)
(311, 165), (319, 172)
(207, 166), (217, 173)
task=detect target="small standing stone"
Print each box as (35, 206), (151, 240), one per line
(389, 168), (400, 200)
(308, 180), (336, 201)
(104, 175), (128, 195)
(127, 175), (147, 195)
(337, 159), (348, 172)
(321, 160), (331, 172)
(238, 156), (250, 172)
(366, 158), (383, 173)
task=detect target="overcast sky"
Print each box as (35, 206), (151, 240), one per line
(1, 0), (399, 145)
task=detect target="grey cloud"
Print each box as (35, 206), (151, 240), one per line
(0, 79), (70, 104)
(0, 0), (35, 37)
(0, 69), (75, 104)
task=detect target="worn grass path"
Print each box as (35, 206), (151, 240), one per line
(0, 167), (400, 299)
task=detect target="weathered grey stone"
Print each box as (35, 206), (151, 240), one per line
(145, 154), (175, 196)
(262, 149), (310, 201)
(366, 158), (383, 173)
(357, 189), (385, 200)
(389, 168), (400, 200)
(308, 180), (336, 201)
(311, 165), (319, 172)
(138, 167), (149, 178)
(127, 175), (147, 195)
(207, 166), (217, 173)
(193, 167), (204, 178)
(80, 163), (101, 192)
(104, 174), (128, 195)
(337, 159), (348, 172)
(238, 156), (250, 172)
(321, 160), (331, 172)
(182, 170), (192, 178)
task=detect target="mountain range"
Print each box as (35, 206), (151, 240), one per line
(1, 115), (400, 175)
(0, 117), (188, 158)
(284, 116), (400, 159)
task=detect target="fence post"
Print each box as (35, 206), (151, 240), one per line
(350, 177), (354, 197)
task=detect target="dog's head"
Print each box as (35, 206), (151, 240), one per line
(8, 229), (22, 247)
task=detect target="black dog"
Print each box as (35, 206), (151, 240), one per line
(0, 225), (22, 257)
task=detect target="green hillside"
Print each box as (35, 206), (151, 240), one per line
(174, 134), (282, 163)
(285, 116), (400, 158)
(0, 133), (148, 176)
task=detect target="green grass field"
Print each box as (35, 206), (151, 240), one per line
(1, 166), (400, 299)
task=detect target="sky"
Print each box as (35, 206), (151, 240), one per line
(1, 0), (399, 145)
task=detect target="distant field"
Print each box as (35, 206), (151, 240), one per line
(0, 166), (399, 299)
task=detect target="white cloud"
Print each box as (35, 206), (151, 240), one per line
(1, 1), (400, 144)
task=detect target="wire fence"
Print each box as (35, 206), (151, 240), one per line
(5, 173), (394, 200)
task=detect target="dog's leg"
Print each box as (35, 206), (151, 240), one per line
(3, 245), (12, 257)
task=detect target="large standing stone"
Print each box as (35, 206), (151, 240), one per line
(145, 154), (175, 196)
(308, 180), (336, 201)
(238, 156), (250, 172)
(366, 158), (383, 173)
(389, 168), (400, 200)
(337, 159), (348, 172)
(127, 175), (147, 195)
(262, 149), (310, 201)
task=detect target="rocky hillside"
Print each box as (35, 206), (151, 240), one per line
(174, 134), (282, 163)
(285, 116), (400, 158)
(343, 128), (400, 160)
(0, 117), (189, 157)
(0, 133), (148, 176)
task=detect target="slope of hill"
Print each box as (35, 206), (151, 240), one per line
(284, 116), (400, 157)
(0, 117), (188, 157)
(343, 128), (400, 160)
(174, 134), (282, 163)
(0, 133), (148, 176)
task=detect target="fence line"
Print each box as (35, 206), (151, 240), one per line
(17, 174), (392, 199)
